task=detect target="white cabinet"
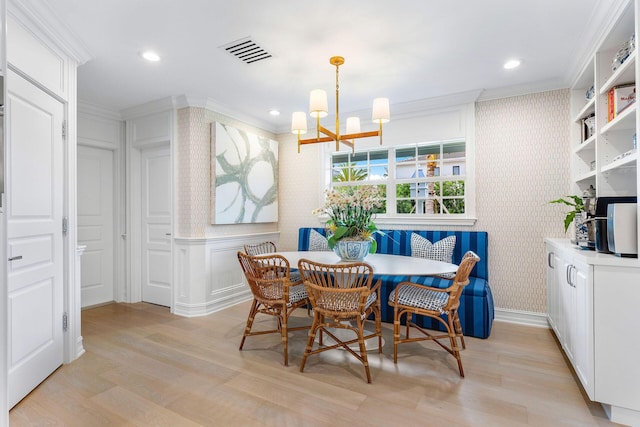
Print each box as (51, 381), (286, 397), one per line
(546, 239), (640, 426)
(546, 242), (594, 398)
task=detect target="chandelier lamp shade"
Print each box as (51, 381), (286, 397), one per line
(291, 56), (390, 153)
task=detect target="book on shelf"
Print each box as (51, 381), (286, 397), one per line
(608, 87), (615, 121)
(608, 83), (636, 121)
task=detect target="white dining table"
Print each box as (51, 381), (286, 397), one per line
(272, 251), (460, 351)
(275, 251), (459, 277)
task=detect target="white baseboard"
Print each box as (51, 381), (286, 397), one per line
(173, 293), (252, 317)
(494, 308), (549, 328)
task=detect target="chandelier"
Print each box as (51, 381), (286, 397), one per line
(291, 56), (390, 153)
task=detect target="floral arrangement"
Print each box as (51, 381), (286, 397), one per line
(313, 186), (384, 253)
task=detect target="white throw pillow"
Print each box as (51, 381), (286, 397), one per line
(410, 234), (457, 277)
(309, 229), (330, 251)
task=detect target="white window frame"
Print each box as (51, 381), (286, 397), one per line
(318, 101), (477, 226)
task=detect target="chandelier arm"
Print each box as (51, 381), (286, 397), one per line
(319, 125), (337, 140)
(339, 130), (379, 140)
(298, 136), (336, 145)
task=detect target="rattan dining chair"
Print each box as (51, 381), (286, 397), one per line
(297, 258), (382, 383)
(244, 241), (302, 283)
(237, 251), (311, 366)
(387, 251), (480, 377)
(244, 241), (277, 256)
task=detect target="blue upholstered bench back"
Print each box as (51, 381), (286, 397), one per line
(297, 227), (494, 339)
(298, 228), (489, 281)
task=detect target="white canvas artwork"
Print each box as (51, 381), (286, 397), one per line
(212, 122), (278, 224)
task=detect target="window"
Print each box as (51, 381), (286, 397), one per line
(329, 139), (469, 221)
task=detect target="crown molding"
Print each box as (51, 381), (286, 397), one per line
(8, 0), (92, 64)
(174, 95), (278, 133)
(78, 100), (123, 121)
(120, 96), (179, 120)
(476, 78), (568, 102)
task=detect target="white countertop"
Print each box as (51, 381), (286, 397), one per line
(545, 238), (640, 267)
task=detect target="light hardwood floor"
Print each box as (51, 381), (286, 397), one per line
(9, 302), (620, 426)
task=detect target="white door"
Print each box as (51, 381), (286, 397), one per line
(141, 146), (172, 307)
(78, 145), (114, 307)
(6, 70), (64, 408)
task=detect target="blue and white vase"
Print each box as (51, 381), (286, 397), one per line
(333, 239), (372, 262)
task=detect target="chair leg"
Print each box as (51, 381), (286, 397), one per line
(356, 317), (372, 383)
(239, 299), (259, 350)
(393, 305), (400, 363)
(281, 310), (289, 366)
(453, 310), (466, 350)
(375, 305), (382, 354)
(300, 312), (321, 373)
(448, 315), (464, 377)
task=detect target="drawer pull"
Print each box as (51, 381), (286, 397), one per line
(8, 256), (23, 261)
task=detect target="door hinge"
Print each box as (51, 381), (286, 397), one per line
(62, 217), (68, 236)
(62, 120), (67, 140)
(62, 312), (68, 332)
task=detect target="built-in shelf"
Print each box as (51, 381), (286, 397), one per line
(599, 50), (636, 95)
(575, 135), (596, 154)
(575, 170), (597, 183)
(601, 152), (637, 172)
(600, 102), (637, 134)
(574, 98), (596, 123)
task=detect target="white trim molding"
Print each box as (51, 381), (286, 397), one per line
(494, 308), (550, 329)
(173, 232), (280, 317)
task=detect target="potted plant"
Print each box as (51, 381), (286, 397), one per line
(549, 195), (585, 233)
(313, 186), (384, 261)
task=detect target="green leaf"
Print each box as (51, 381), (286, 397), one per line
(369, 239), (377, 254)
(564, 211), (576, 233)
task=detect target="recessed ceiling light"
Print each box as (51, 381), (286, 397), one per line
(269, 109), (280, 116)
(141, 51), (161, 62)
(504, 59), (521, 70)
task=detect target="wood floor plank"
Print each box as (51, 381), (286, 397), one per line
(8, 302), (622, 426)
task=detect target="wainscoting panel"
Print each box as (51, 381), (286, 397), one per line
(173, 232), (279, 317)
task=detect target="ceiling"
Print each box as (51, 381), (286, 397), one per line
(43, 0), (616, 132)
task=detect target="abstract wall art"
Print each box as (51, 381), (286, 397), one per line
(212, 122), (278, 224)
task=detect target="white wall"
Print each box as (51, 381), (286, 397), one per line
(278, 89), (571, 314)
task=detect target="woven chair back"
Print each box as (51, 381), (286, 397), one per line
(244, 241), (277, 256)
(298, 259), (374, 319)
(237, 252), (292, 302)
(445, 251), (480, 311)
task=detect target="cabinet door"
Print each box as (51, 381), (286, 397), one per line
(545, 245), (560, 335)
(573, 260), (594, 399)
(557, 256), (575, 362)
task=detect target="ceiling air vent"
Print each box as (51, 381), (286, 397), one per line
(221, 37), (272, 64)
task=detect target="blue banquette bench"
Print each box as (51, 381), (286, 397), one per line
(298, 228), (494, 339)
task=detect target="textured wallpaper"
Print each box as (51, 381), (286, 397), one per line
(176, 107), (279, 238)
(474, 89), (571, 313)
(278, 89), (571, 313)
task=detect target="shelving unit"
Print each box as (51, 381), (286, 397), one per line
(562, 1), (640, 425)
(570, 0), (639, 237)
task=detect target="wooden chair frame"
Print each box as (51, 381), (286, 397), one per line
(237, 252), (310, 366)
(388, 251), (480, 377)
(297, 259), (382, 383)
